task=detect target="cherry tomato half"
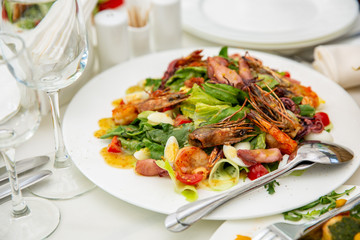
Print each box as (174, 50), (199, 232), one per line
(174, 115), (192, 127)
(314, 112), (330, 127)
(283, 71), (291, 78)
(247, 163), (269, 180)
(107, 136), (122, 153)
(176, 172), (203, 185)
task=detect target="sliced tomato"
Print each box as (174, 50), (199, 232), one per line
(107, 136), (122, 153)
(247, 163), (269, 180)
(161, 106), (174, 112)
(98, 0), (124, 11)
(176, 172), (203, 185)
(314, 112), (330, 127)
(174, 115), (192, 127)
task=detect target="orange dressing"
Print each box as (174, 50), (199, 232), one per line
(100, 147), (136, 169)
(112, 98), (123, 107)
(235, 235), (251, 240)
(94, 118), (116, 138)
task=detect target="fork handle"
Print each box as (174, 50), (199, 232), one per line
(165, 158), (301, 232)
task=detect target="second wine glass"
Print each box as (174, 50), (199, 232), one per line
(0, 32), (60, 240)
(1, 0), (95, 199)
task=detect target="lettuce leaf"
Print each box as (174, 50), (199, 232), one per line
(202, 82), (249, 105)
(156, 160), (198, 202)
(181, 84), (230, 118)
(250, 132), (266, 149)
(207, 105), (250, 125)
(257, 74), (279, 89)
(192, 103), (229, 126)
(208, 159), (239, 191)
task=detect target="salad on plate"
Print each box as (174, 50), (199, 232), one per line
(95, 47), (332, 202)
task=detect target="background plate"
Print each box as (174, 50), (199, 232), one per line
(182, 0), (359, 50)
(63, 47), (360, 220)
(210, 185), (360, 239)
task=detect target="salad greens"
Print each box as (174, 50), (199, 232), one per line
(283, 187), (356, 221)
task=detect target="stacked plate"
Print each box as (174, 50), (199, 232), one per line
(182, 0), (359, 51)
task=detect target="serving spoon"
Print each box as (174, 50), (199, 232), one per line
(165, 141), (354, 232)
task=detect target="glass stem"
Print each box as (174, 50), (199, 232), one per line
(1, 148), (30, 217)
(47, 90), (71, 168)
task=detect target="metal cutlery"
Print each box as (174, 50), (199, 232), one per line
(0, 170), (52, 199)
(0, 155), (49, 182)
(165, 141), (354, 232)
(252, 191), (360, 240)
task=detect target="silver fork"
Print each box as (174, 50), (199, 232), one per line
(252, 191), (360, 240)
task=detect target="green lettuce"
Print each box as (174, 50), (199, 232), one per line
(208, 159), (239, 191)
(180, 84), (230, 118)
(165, 67), (207, 91)
(156, 160), (198, 202)
(202, 82), (248, 105)
(256, 74), (279, 89)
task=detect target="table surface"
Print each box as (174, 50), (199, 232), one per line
(7, 30), (360, 240)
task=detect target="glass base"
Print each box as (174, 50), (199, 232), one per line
(0, 197), (60, 240)
(29, 156), (95, 200)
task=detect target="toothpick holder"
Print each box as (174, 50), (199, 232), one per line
(128, 24), (151, 58)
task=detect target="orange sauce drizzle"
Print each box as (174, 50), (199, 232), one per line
(100, 147), (136, 169)
(94, 118), (116, 138)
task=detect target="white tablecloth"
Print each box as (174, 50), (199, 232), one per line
(10, 31), (360, 240)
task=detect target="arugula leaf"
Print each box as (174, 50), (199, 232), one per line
(165, 67), (207, 91)
(292, 96), (303, 105)
(264, 180), (280, 195)
(118, 137), (144, 152)
(283, 186), (356, 221)
(142, 138), (164, 160)
(299, 104), (316, 117)
(219, 46), (229, 58)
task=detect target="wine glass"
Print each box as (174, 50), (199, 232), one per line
(1, 0), (95, 199)
(0, 32), (60, 240)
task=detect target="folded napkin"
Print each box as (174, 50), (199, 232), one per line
(25, 0), (97, 64)
(312, 13), (360, 89)
(313, 43), (360, 89)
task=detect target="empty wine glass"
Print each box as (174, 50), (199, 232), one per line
(0, 32), (60, 240)
(1, 0), (95, 199)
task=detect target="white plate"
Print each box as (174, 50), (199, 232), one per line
(63, 47), (360, 220)
(182, 0), (359, 50)
(210, 185), (360, 239)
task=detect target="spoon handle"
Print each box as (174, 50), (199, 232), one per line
(165, 159), (301, 232)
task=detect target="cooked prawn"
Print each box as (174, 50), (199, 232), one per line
(248, 110), (298, 155)
(174, 146), (210, 179)
(135, 89), (189, 112)
(246, 84), (302, 138)
(112, 103), (138, 125)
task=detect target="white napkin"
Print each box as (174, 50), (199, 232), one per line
(0, 65), (20, 122)
(25, 0), (97, 65)
(312, 15), (360, 89)
(313, 44), (360, 89)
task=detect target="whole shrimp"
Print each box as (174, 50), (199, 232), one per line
(135, 89), (189, 112)
(246, 83), (302, 139)
(188, 116), (256, 148)
(244, 55), (319, 108)
(247, 110), (297, 155)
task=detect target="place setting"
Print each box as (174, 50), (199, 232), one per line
(1, 0), (360, 239)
